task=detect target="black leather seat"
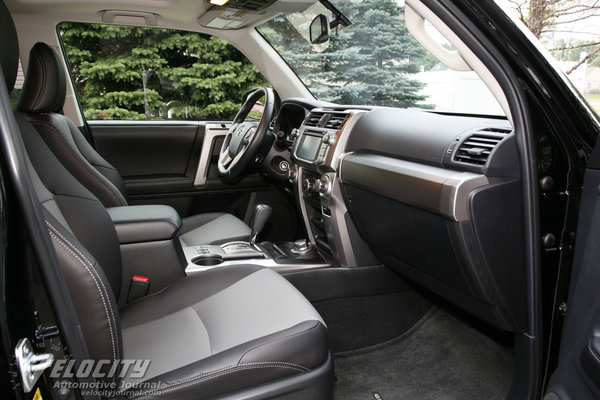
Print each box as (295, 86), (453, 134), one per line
(1, 3), (333, 398)
(16, 42), (250, 246)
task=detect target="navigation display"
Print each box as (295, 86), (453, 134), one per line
(297, 134), (322, 161)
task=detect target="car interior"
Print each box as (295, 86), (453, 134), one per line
(2, 0), (597, 399)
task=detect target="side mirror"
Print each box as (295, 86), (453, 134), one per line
(310, 14), (329, 44)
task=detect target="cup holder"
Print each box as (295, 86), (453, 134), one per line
(192, 256), (223, 266)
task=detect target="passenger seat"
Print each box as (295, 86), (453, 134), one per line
(17, 42), (251, 246)
(1, 3), (333, 398)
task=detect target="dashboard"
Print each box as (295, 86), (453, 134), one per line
(263, 99), (526, 333)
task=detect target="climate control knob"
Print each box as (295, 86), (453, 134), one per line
(302, 178), (312, 193)
(314, 178), (332, 197)
(322, 133), (335, 145)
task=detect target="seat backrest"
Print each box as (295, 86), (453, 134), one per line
(1, 2), (124, 381)
(17, 42), (129, 208)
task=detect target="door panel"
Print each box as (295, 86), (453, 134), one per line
(89, 120), (201, 177)
(545, 168), (600, 399)
(87, 120), (300, 241)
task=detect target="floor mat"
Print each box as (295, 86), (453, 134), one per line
(314, 291), (432, 354)
(333, 308), (514, 400)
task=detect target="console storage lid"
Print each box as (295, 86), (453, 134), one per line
(108, 205), (182, 244)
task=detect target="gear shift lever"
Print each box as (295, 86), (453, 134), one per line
(249, 204), (272, 245)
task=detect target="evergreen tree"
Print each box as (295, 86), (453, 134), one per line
(59, 23), (267, 120)
(259, 0), (429, 107)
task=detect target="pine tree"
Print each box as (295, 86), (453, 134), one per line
(58, 23), (267, 120)
(259, 0), (429, 107)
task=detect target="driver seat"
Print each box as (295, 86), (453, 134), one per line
(17, 42), (251, 246)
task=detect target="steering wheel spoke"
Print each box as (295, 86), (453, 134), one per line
(221, 151), (232, 166)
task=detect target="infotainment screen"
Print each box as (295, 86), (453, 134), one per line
(297, 134), (322, 161)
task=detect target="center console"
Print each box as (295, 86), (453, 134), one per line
(108, 205), (187, 305)
(184, 239), (329, 273)
(112, 108), (380, 285)
(288, 109), (379, 267)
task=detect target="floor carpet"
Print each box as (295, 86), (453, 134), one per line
(314, 291), (433, 354)
(333, 308), (514, 400)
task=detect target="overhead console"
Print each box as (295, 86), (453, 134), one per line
(198, 0), (313, 29)
(338, 107), (527, 332)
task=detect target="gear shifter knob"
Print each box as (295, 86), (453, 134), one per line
(249, 204), (272, 245)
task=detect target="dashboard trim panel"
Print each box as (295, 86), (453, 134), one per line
(340, 153), (488, 221)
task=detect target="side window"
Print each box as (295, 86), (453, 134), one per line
(9, 59), (24, 111)
(57, 23), (268, 121)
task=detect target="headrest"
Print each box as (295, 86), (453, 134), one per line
(0, 1), (19, 92)
(17, 42), (66, 113)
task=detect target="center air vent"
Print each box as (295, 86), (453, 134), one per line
(304, 112), (326, 127)
(454, 134), (503, 165)
(324, 114), (349, 130)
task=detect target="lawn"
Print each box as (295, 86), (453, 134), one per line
(584, 94), (600, 114)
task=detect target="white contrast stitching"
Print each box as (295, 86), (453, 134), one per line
(35, 120), (128, 206)
(45, 222), (119, 364)
(45, 221), (120, 356)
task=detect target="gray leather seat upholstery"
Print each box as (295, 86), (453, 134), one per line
(120, 266), (329, 398)
(1, 3), (332, 398)
(16, 41), (250, 245)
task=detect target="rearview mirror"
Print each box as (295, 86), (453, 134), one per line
(310, 14), (329, 44)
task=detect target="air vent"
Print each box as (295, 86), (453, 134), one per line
(479, 127), (512, 134)
(304, 112), (326, 127)
(454, 134), (503, 165)
(324, 114), (349, 130)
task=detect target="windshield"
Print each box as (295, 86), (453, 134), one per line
(257, 0), (505, 116)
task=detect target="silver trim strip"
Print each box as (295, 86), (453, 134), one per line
(296, 166), (316, 244)
(340, 153), (488, 221)
(193, 125), (229, 186)
(185, 258), (331, 274)
(182, 245), (331, 274)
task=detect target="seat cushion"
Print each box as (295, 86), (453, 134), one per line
(119, 265), (330, 398)
(179, 212), (251, 246)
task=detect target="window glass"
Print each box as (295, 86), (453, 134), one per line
(257, 0), (504, 116)
(245, 95), (266, 122)
(10, 59), (24, 111)
(57, 22), (269, 120)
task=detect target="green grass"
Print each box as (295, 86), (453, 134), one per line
(584, 93), (600, 113)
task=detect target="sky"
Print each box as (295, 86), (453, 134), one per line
(495, 0), (600, 42)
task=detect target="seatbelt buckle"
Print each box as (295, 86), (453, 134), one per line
(127, 275), (150, 303)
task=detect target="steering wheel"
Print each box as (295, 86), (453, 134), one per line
(218, 87), (275, 178)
